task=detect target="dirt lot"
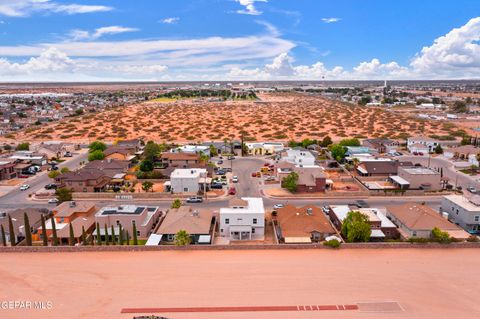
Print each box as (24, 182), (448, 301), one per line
(11, 93), (461, 143)
(1, 249), (479, 319)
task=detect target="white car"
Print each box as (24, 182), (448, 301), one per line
(232, 176), (239, 183)
(20, 184), (30, 191)
(273, 204), (285, 210)
(48, 198), (59, 204)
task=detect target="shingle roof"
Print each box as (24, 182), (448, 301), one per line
(53, 201), (96, 218)
(276, 205), (336, 237)
(161, 152), (200, 161)
(58, 169), (107, 181)
(157, 206), (213, 235)
(386, 203), (461, 231)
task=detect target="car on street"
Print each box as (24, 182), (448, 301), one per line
(48, 198), (59, 204)
(186, 196), (203, 203)
(322, 206), (330, 214)
(217, 160), (223, 165)
(264, 176), (275, 181)
(64, 152), (73, 157)
(273, 203), (285, 210)
(228, 187), (236, 195)
(467, 186), (477, 194)
(232, 176), (239, 183)
(356, 200), (369, 208)
(227, 156), (235, 160)
(224, 167), (232, 172)
(251, 172), (257, 177)
(210, 182), (223, 189)
(20, 184), (30, 191)
(217, 169), (226, 175)
(45, 183), (58, 190)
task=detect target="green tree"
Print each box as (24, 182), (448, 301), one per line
(8, 214), (15, 246)
(16, 142), (30, 151)
(51, 217), (58, 246)
(126, 230), (130, 246)
(139, 159), (154, 172)
(118, 224), (124, 245)
(175, 230), (191, 246)
(339, 138), (360, 147)
(431, 227), (451, 243)
(320, 135), (333, 147)
(81, 226), (87, 245)
(341, 211), (371, 243)
(142, 181), (153, 192)
(132, 222), (138, 245)
(96, 222), (101, 246)
(434, 144), (443, 154)
(0, 225), (6, 246)
(23, 213), (32, 246)
(60, 167), (70, 174)
(451, 101), (468, 113)
(281, 172), (299, 192)
(143, 141), (161, 161)
(111, 225), (116, 245)
(41, 214), (47, 246)
(68, 223), (75, 246)
(104, 224), (110, 245)
(209, 144), (218, 157)
(88, 141), (107, 153)
(171, 198), (182, 209)
(88, 150), (105, 161)
(48, 170), (60, 179)
(329, 144), (347, 162)
(55, 188), (72, 202)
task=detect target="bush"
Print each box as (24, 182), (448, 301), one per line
(431, 227), (451, 244)
(323, 239), (341, 248)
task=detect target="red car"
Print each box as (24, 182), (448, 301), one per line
(251, 172), (257, 177)
(228, 187), (236, 195)
(263, 163), (270, 166)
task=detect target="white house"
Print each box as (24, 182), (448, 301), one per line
(281, 149), (316, 166)
(245, 142), (285, 155)
(219, 197), (265, 241)
(170, 168), (207, 193)
(407, 136), (441, 153)
(441, 195), (480, 234)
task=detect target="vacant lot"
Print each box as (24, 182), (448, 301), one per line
(1, 248), (480, 319)
(14, 93), (461, 143)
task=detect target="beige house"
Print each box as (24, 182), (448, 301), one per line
(397, 166), (442, 191)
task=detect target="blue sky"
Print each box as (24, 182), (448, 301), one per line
(0, 0), (479, 81)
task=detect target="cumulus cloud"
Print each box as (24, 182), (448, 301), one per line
(0, 0), (112, 17)
(235, 0), (267, 16)
(0, 48), (74, 75)
(69, 26), (139, 40)
(321, 17), (341, 24)
(410, 16), (480, 77)
(160, 17), (179, 24)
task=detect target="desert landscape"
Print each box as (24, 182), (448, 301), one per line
(1, 249), (480, 319)
(12, 93), (466, 143)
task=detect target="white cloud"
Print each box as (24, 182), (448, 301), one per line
(70, 26), (139, 40)
(0, 48), (74, 75)
(235, 0), (267, 16)
(0, 0), (112, 17)
(321, 17), (341, 24)
(160, 17), (179, 24)
(410, 17), (480, 78)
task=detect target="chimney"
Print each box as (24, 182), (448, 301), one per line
(306, 208), (313, 215)
(69, 201), (76, 207)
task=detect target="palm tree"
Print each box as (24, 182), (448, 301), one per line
(175, 230), (191, 246)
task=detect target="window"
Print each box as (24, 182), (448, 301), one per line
(116, 220), (120, 225)
(475, 216), (480, 222)
(253, 218), (257, 224)
(252, 228), (255, 234)
(220, 229), (224, 233)
(136, 231), (140, 236)
(184, 187), (188, 192)
(83, 188), (87, 192)
(225, 218), (229, 224)
(132, 220), (136, 226)
(412, 231), (417, 237)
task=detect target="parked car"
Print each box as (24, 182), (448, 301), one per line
(251, 172), (257, 177)
(264, 176), (275, 181)
(467, 186), (477, 194)
(413, 152), (418, 156)
(45, 183), (58, 190)
(210, 183), (223, 189)
(217, 169), (226, 175)
(356, 200), (369, 208)
(186, 196), (203, 203)
(232, 176), (239, 183)
(20, 184), (30, 191)
(322, 206), (330, 214)
(224, 167), (232, 172)
(48, 198), (59, 204)
(227, 156), (235, 160)
(418, 152), (424, 156)
(273, 204), (284, 210)
(217, 160), (223, 165)
(64, 152), (73, 157)
(228, 187), (236, 195)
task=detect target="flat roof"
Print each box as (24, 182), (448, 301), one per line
(443, 195), (480, 212)
(220, 197), (265, 216)
(390, 175), (410, 186)
(401, 167), (439, 175)
(171, 168), (207, 178)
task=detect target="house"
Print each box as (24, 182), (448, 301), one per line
(0, 208), (45, 244)
(397, 166), (442, 191)
(83, 159), (130, 178)
(444, 145), (480, 166)
(356, 161), (413, 176)
(169, 168), (207, 193)
(94, 205), (161, 240)
(171, 145), (210, 156)
(219, 197), (265, 241)
(9, 151), (47, 166)
(362, 138), (400, 153)
(345, 146), (374, 157)
(55, 169), (111, 192)
(37, 142), (75, 159)
(104, 146), (137, 161)
(386, 203), (470, 240)
(117, 139), (143, 152)
(328, 205), (398, 240)
(407, 136), (441, 153)
(160, 152), (201, 168)
(275, 205), (336, 243)
(245, 142), (285, 155)
(280, 149), (316, 166)
(295, 166), (328, 192)
(0, 161), (16, 180)
(156, 206), (215, 244)
(441, 195), (480, 234)
(40, 201), (96, 245)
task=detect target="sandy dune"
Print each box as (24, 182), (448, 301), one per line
(1, 248), (479, 319)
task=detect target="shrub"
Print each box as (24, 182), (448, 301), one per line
(323, 239), (341, 248)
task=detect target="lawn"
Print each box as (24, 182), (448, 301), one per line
(149, 97), (177, 103)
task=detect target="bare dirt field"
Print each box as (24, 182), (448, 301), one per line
(1, 249), (479, 319)
(14, 93), (461, 143)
